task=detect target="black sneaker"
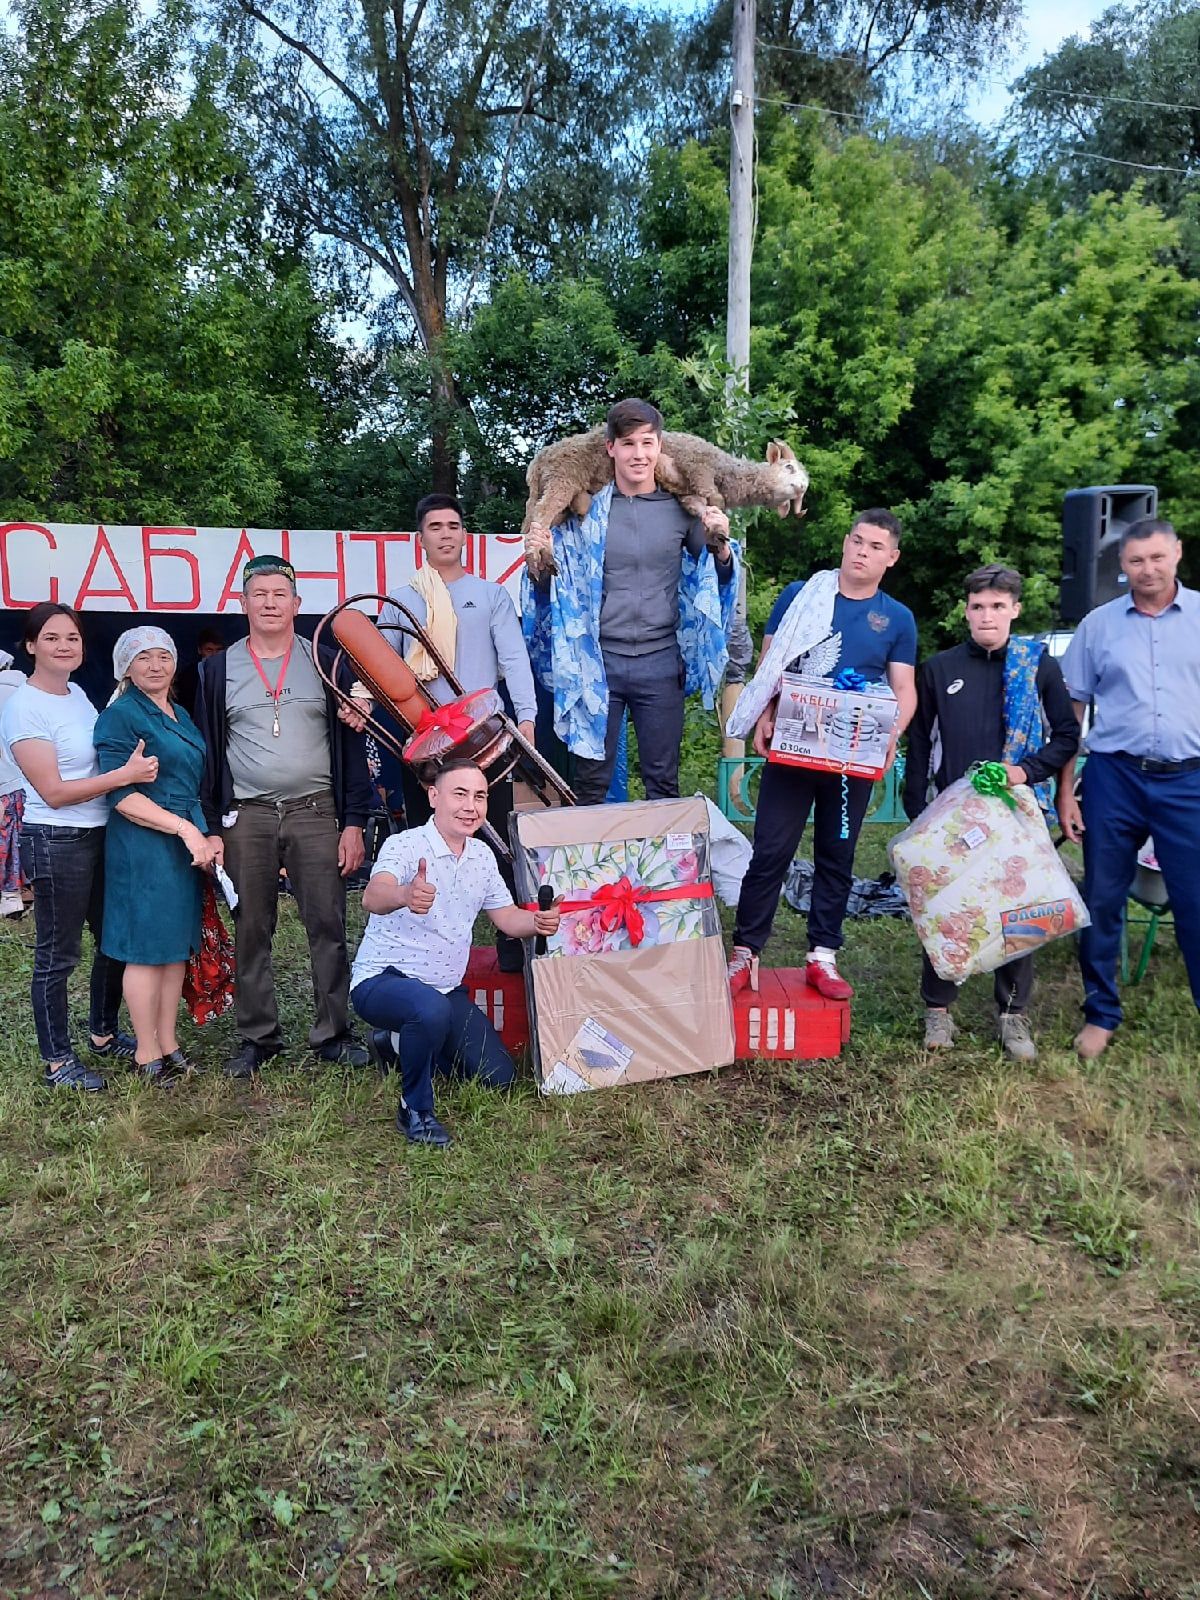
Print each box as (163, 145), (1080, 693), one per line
(315, 1034), (370, 1067)
(368, 1030), (398, 1075)
(89, 1031), (137, 1062)
(224, 1040), (277, 1079)
(165, 1048), (197, 1074)
(43, 1055), (107, 1092)
(396, 1104), (453, 1147)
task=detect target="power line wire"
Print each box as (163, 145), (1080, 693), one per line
(756, 91), (1195, 170)
(1051, 147), (1193, 175)
(755, 95), (870, 121)
(1035, 86), (1200, 115)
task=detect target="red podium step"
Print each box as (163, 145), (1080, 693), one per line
(465, 947), (531, 1054)
(733, 967), (850, 1060)
(464, 949), (848, 1063)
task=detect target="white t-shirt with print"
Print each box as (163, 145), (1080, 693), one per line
(350, 819), (513, 993)
(0, 681), (108, 827)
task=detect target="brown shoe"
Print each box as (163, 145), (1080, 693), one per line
(1074, 1023), (1113, 1061)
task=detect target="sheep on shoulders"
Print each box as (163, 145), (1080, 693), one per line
(521, 429), (809, 577)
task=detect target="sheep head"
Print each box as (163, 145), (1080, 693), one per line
(765, 440), (809, 517)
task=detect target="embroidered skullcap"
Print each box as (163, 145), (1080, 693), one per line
(242, 554), (297, 590)
(112, 626), (178, 684)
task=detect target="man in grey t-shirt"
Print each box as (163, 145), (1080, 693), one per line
(195, 556), (373, 1076)
(526, 398), (735, 803)
(224, 637), (332, 803)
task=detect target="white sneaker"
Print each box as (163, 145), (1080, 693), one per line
(924, 1009), (957, 1049)
(998, 1012), (1037, 1062)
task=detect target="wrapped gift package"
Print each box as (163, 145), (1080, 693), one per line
(769, 673), (899, 779)
(509, 796), (736, 1094)
(402, 687), (510, 781)
(889, 774), (1090, 982)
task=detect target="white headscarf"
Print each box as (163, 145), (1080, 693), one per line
(113, 626), (178, 685)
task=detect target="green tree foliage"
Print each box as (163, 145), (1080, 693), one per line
(1012, 1), (1200, 224)
(223, 0), (680, 491)
(0, 0), (351, 525)
(461, 114), (1198, 634)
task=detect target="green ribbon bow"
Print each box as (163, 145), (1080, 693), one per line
(969, 760), (1017, 809)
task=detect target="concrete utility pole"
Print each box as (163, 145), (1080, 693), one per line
(726, 0), (755, 389)
(723, 0), (756, 782)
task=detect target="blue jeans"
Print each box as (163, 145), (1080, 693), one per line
(1079, 752), (1200, 1029)
(573, 645), (686, 804)
(351, 968), (515, 1113)
(19, 823), (125, 1062)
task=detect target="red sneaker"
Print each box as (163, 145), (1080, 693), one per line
(804, 958), (853, 1000)
(727, 945), (759, 996)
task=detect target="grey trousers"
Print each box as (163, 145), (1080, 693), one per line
(573, 644), (686, 805)
(222, 791), (351, 1051)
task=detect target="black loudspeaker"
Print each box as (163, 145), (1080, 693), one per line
(1060, 485), (1157, 623)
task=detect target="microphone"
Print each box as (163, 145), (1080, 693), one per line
(534, 883), (554, 956)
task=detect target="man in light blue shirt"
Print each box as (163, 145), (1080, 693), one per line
(1059, 517), (1200, 1058)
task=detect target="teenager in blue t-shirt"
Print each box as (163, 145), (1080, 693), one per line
(729, 510), (918, 999)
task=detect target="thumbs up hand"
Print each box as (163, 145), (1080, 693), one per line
(123, 737), (159, 785)
(406, 856), (436, 915)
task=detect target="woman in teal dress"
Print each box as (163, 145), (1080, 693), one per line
(93, 627), (223, 1083)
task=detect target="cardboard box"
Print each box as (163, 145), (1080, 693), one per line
(770, 673), (899, 780)
(465, 948), (848, 1064)
(510, 797), (736, 1094)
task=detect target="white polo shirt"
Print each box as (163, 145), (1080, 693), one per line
(350, 819), (513, 993)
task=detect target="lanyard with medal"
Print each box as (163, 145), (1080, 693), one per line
(247, 642), (294, 738)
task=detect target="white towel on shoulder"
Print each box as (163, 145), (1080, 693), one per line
(727, 568), (840, 738)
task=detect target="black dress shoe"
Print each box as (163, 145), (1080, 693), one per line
(396, 1104), (453, 1147)
(315, 1034), (370, 1067)
(368, 1030), (398, 1074)
(224, 1040), (277, 1079)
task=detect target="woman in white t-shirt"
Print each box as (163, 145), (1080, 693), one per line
(0, 603), (158, 1090)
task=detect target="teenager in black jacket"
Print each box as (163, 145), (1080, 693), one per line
(903, 564), (1079, 1060)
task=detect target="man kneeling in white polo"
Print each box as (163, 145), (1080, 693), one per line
(350, 759), (561, 1147)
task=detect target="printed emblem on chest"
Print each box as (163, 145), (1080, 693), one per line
(867, 610), (890, 634)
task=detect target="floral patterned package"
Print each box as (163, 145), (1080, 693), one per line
(516, 828), (719, 957)
(889, 775), (1090, 982)
(510, 797), (736, 1093)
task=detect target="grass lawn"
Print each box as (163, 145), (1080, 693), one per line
(0, 823), (1197, 1599)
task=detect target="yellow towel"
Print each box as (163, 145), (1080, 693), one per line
(405, 565), (458, 683)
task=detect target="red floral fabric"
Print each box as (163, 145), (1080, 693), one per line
(184, 876), (236, 1025)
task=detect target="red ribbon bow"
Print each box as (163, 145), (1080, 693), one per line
(414, 700), (475, 744)
(525, 878), (713, 949)
(590, 875), (650, 946)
